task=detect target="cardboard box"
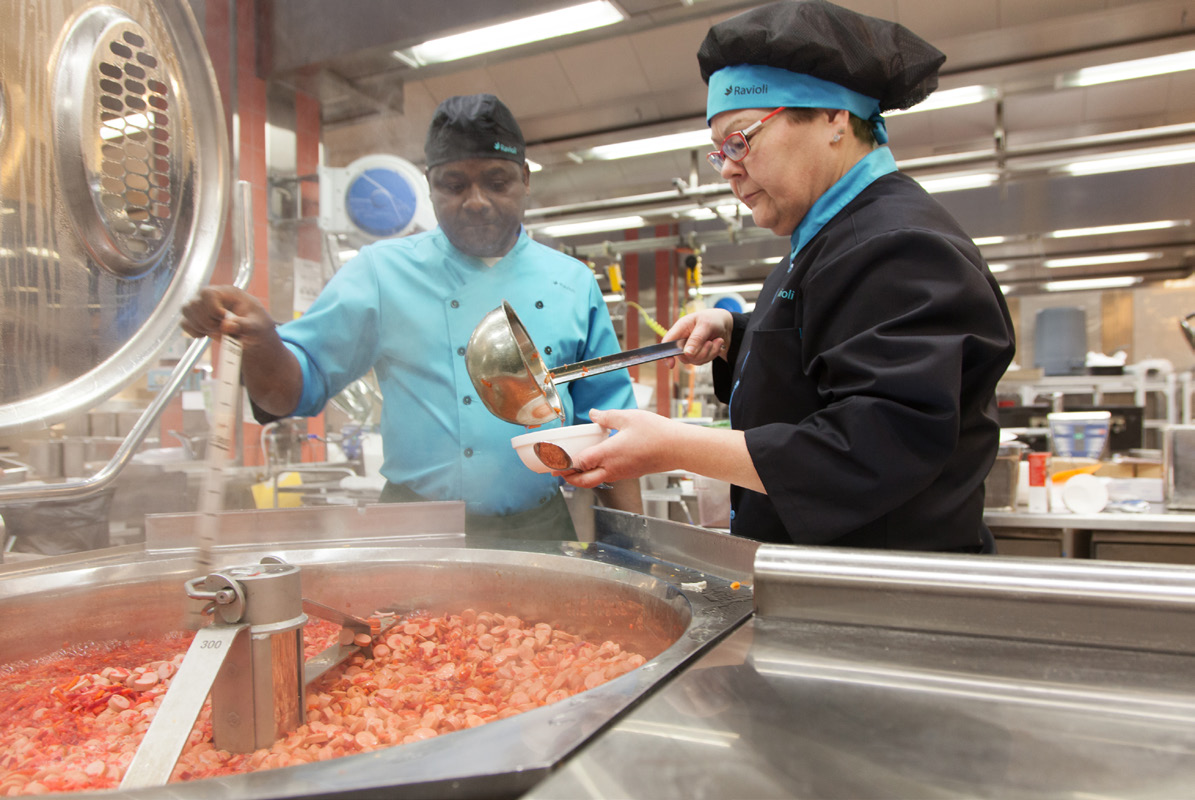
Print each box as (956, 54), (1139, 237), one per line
(1095, 460), (1162, 479)
(1047, 457), (1099, 479)
(1045, 457), (1161, 480)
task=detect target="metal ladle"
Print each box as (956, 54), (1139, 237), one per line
(534, 441), (576, 471)
(466, 301), (683, 426)
(532, 441), (613, 488)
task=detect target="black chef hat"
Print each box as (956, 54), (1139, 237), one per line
(698, 0), (945, 114)
(424, 94), (525, 168)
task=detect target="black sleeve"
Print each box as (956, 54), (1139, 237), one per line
(744, 230), (1012, 542)
(712, 312), (750, 403)
(248, 396), (284, 426)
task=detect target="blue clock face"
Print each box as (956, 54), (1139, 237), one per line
(345, 167), (418, 237)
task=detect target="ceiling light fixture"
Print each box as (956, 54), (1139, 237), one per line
(887, 85), (997, 115)
(577, 88), (996, 161)
(683, 203), (749, 221)
(574, 86), (1000, 164)
(971, 235), (1006, 246)
(915, 172), (999, 193)
(1047, 220), (1189, 238)
(578, 129), (711, 161)
(693, 282), (764, 295)
(987, 263), (1011, 273)
(1044, 276), (1143, 292)
(1058, 143), (1195, 176)
(393, 1), (624, 67)
(1043, 252), (1157, 268)
(1063, 49), (1195, 87)
(537, 214), (646, 237)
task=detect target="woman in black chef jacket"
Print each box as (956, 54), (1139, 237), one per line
(561, 0), (1016, 553)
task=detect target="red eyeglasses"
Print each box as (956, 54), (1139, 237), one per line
(707, 107), (786, 171)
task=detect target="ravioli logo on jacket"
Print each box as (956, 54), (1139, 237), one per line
(724, 83), (768, 96)
(493, 141), (518, 155)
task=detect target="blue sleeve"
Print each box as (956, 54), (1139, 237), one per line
(567, 278), (638, 422)
(276, 252), (383, 417)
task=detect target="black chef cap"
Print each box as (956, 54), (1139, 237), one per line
(424, 94), (525, 168)
(697, 0), (945, 113)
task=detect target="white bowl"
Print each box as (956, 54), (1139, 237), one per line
(511, 423), (609, 474)
(1061, 473), (1109, 514)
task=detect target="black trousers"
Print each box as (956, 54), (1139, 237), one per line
(379, 482), (578, 542)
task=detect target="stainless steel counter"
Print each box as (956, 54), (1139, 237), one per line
(986, 508), (1195, 561)
(530, 543), (1195, 799)
(985, 508), (1195, 531)
(532, 618), (1195, 798)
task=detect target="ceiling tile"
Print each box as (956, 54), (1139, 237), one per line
(1003, 87), (1086, 134)
(653, 84), (709, 119)
(997, 0), (1114, 29)
(1082, 76), (1172, 123)
(485, 52), (583, 118)
(1166, 70), (1195, 117)
(891, 0), (999, 42)
(924, 104), (1002, 146)
(420, 67), (502, 105)
(837, 0), (901, 24)
(522, 99), (668, 144)
(555, 36), (653, 105)
(627, 17), (711, 92)
(617, 0), (685, 13)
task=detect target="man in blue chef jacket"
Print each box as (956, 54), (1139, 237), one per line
(182, 94), (642, 539)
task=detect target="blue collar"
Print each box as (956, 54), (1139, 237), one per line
(789, 147), (898, 262)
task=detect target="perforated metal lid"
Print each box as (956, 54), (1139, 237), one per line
(0, 0), (228, 433)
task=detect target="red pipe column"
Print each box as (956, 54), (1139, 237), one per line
(654, 225), (677, 419)
(622, 231), (641, 379)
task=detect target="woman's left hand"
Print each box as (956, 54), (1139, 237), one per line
(555, 408), (681, 488)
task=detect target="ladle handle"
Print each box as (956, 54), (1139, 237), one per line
(551, 340), (685, 384)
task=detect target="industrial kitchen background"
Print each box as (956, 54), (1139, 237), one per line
(3, 0), (1195, 542)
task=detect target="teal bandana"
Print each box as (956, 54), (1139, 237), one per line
(707, 64), (888, 145)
